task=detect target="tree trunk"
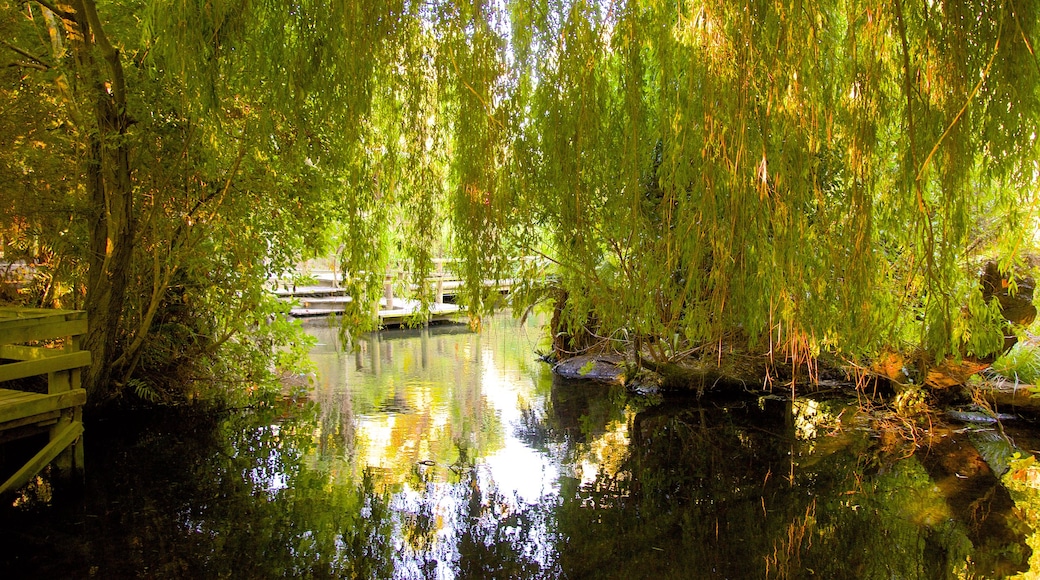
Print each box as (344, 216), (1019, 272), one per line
(58, 0), (135, 404)
(81, 111), (134, 403)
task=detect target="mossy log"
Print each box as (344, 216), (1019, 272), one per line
(981, 382), (1040, 412)
(635, 357), (759, 392)
(550, 353), (756, 391)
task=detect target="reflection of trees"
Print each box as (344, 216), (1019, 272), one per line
(554, 401), (796, 578)
(544, 379), (628, 446)
(306, 322), (511, 490)
(551, 396), (1032, 579)
(1, 405), (558, 578)
(10, 313), (1033, 578)
(310, 373), (357, 478)
(338, 473), (396, 579)
(916, 435), (1032, 577)
(436, 470), (561, 579)
(3, 407), (346, 577)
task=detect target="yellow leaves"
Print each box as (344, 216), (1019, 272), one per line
(1010, 468), (1040, 490)
(464, 183), (490, 206)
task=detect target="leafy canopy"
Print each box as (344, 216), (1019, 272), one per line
(150, 0), (1038, 362)
(6, 0), (1040, 387)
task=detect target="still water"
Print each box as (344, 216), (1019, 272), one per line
(3, 315), (1040, 578)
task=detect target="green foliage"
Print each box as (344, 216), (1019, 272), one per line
(0, 0), (342, 403)
(127, 378), (160, 403)
(158, 0), (1036, 366)
(578, 359), (596, 377)
(4, 0), (1040, 401)
(1007, 451), (1037, 473)
(992, 342), (1040, 385)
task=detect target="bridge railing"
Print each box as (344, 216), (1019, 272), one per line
(0, 307), (89, 495)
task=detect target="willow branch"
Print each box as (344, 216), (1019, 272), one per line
(915, 20), (1003, 182)
(1010, 0), (1040, 77)
(167, 135), (246, 248)
(204, 301), (251, 355)
(893, 0), (920, 202)
(116, 137), (246, 377)
(892, 0), (946, 355)
(517, 242), (600, 288)
(893, 0), (937, 280)
(446, 45), (506, 131)
(205, 136), (247, 216)
(114, 253), (176, 379)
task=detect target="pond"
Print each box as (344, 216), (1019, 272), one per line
(2, 314), (1040, 578)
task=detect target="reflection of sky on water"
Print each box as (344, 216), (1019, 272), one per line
(304, 315), (564, 502)
(479, 345), (561, 503)
(302, 315), (573, 576)
(484, 437), (558, 502)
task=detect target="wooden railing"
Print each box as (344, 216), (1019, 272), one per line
(0, 307), (89, 495)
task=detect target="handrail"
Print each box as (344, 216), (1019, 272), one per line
(0, 307), (89, 495)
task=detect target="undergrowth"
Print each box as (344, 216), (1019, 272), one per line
(991, 342), (1040, 385)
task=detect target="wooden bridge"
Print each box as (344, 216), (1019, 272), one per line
(275, 259), (512, 326)
(0, 307), (89, 495)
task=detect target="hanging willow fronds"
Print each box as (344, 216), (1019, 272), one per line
(138, 0), (1040, 360)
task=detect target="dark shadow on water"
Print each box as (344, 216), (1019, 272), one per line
(552, 393), (1033, 579)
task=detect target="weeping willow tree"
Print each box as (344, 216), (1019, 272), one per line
(501, 0), (1040, 381)
(233, 0), (1036, 382)
(3, 0), (1039, 401)
(503, 0), (1037, 381)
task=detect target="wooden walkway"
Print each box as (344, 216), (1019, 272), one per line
(290, 297), (463, 323)
(274, 264), (512, 326)
(0, 307), (89, 495)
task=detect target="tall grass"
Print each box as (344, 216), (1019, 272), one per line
(991, 342), (1040, 385)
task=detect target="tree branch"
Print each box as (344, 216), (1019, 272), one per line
(7, 61), (49, 71)
(78, 0), (127, 109)
(1, 39), (50, 69)
(27, 0), (76, 20)
(1010, 0), (1040, 78)
(893, 0), (937, 264)
(916, 14), (1003, 182)
(446, 44), (506, 132)
(113, 253), (175, 378)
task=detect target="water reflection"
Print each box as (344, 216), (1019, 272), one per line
(304, 317), (553, 501)
(2, 315), (1039, 579)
